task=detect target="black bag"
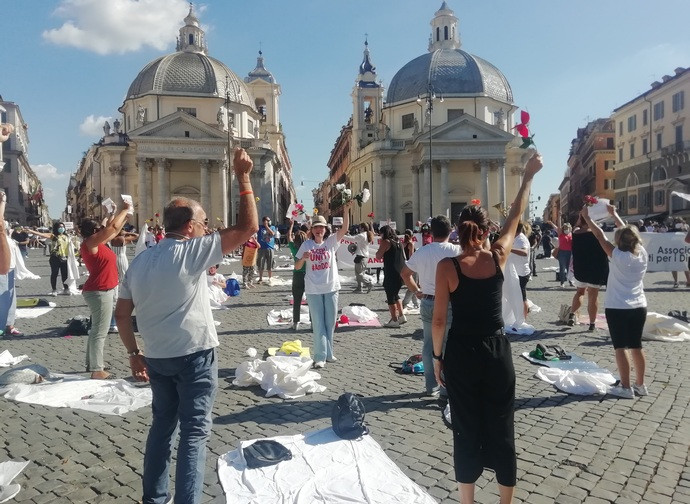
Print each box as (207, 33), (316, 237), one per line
(393, 242), (406, 274)
(62, 316), (91, 336)
(243, 440), (292, 469)
(331, 393), (369, 440)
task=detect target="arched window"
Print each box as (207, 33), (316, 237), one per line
(444, 26), (449, 40)
(436, 27), (440, 42)
(652, 166), (667, 182)
(362, 181), (370, 191)
(626, 173), (639, 188)
(188, 34), (194, 45)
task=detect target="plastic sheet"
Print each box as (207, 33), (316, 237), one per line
(232, 356), (325, 399)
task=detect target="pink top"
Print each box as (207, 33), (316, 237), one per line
(558, 233), (572, 251)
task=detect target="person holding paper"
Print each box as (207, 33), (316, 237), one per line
(581, 204), (648, 399)
(108, 228), (139, 333)
(79, 203), (131, 379)
(29, 222), (71, 296)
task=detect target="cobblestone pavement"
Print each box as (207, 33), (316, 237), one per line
(1, 251), (689, 503)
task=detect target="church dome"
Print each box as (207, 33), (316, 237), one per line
(125, 5), (253, 108)
(386, 2), (512, 105)
(126, 52), (253, 107)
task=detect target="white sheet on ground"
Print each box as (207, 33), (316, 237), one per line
(643, 312), (690, 341)
(0, 351), (28, 368)
(534, 367), (616, 395)
(341, 305), (378, 323)
(217, 428), (437, 504)
(267, 307), (311, 326)
(15, 304), (56, 319)
(1, 374), (152, 415)
(0, 460), (30, 503)
(232, 356), (325, 399)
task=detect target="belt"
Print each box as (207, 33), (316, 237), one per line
(422, 294), (435, 300)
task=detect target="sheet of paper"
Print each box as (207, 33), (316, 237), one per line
(101, 197), (116, 214)
(121, 194), (134, 215)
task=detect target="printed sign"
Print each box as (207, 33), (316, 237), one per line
(332, 217), (343, 226)
(604, 231), (690, 272)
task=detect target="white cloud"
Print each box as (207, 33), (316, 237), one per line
(42, 0), (191, 55)
(31, 163), (67, 180)
(79, 115), (113, 137)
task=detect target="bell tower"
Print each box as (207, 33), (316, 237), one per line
(351, 39), (384, 150)
(176, 4), (207, 54)
(428, 1), (460, 52)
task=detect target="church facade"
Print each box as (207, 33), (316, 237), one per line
(325, 2), (529, 229)
(67, 7), (296, 228)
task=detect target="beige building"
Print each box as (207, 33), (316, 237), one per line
(68, 7), (296, 228)
(0, 97), (50, 225)
(612, 66), (689, 221)
(324, 2), (528, 229)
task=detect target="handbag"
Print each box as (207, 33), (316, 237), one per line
(552, 246), (559, 259)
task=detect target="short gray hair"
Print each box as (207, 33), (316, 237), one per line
(163, 197), (201, 232)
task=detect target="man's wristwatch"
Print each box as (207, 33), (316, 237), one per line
(432, 351), (443, 361)
(128, 349), (141, 357)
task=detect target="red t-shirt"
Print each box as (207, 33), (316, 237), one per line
(558, 232), (573, 252)
(81, 243), (119, 291)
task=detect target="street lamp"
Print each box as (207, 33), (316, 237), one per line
(218, 75), (242, 226)
(417, 83), (443, 218)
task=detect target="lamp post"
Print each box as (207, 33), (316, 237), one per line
(417, 84), (443, 219)
(219, 75), (242, 226)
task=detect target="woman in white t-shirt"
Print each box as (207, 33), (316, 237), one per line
(295, 204), (351, 369)
(352, 222), (374, 293)
(582, 204), (648, 399)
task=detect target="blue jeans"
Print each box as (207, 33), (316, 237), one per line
(0, 269), (16, 329)
(143, 348), (218, 504)
(420, 298), (452, 394)
(558, 250), (571, 283)
(306, 291), (338, 362)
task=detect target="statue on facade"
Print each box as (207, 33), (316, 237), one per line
(364, 106), (373, 124)
(384, 124), (391, 140)
(254, 123), (260, 138)
(136, 105), (146, 126)
(494, 108), (505, 130)
(103, 121), (111, 136)
(113, 118), (121, 133)
(217, 107), (225, 129)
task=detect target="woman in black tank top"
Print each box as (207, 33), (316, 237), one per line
(431, 152), (543, 503)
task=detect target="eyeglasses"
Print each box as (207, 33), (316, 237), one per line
(190, 218), (208, 229)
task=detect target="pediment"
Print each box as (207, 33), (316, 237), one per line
(129, 111), (226, 141)
(421, 114), (515, 143)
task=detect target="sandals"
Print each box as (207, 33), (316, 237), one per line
(547, 345), (572, 360)
(5, 327), (24, 337)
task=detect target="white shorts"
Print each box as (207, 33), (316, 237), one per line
(573, 279), (605, 290)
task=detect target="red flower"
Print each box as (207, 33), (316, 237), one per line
(470, 198), (481, 206)
(584, 195), (598, 206)
(367, 212), (375, 218)
(295, 203), (304, 211)
(155, 213), (160, 217)
(291, 210), (298, 216)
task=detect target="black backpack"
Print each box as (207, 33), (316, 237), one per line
(331, 393), (369, 440)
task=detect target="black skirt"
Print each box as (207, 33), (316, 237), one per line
(444, 331), (516, 486)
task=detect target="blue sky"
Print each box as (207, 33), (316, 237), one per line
(3, 0), (689, 220)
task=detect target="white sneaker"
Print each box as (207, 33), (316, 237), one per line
(398, 315), (408, 324)
(326, 356), (337, 363)
(632, 383), (649, 396)
(314, 361), (325, 369)
(608, 385), (634, 399)
(49, 290), (58, 297)
(384, 319), (400, 328)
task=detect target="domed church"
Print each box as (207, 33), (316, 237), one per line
(70, 6), (296, 227)
(328, 2), (528, 228)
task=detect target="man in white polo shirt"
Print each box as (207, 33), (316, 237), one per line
(115, 148), (258, 504)
(401, 215), (460, 397)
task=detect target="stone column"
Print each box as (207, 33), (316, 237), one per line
(156, 157), (169, 213)
(411, 165), (420, 223)
(200, 159), (211, 213)
(136, 157), (147, 222)
(480, 160), (489, 209)
(422, 162), (431, 219)
(498, 159), (506, 208)
(440, 160), (450, 218)
(219, 160), (229, 226)
(109, 165), (122, 202)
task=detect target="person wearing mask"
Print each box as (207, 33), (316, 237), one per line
(115, 148), (258, 503)
(256, 216), (276, 284)
(557, 223), (573, 287)
(352, 222), (374, 293)
(376, 225), (406, 328)
(30, 222), (72, 296)
(80, 204), (131, 379)
(567, 213), (609, 331)
(295, 205), (351, 368)
(400, 216), (459, 397)
(582, 204), (648, 399)
(432, 151), (542, 504)
(287, 219), (307, 330)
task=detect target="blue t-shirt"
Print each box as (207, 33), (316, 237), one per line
(258, 225), (276, 249)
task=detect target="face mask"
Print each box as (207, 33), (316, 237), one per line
(57, 227), (65, 234)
